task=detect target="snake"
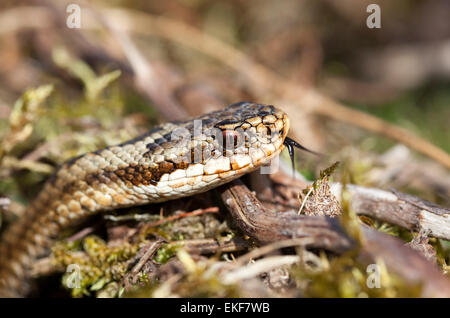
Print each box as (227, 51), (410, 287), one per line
(0, 101), (307, 297)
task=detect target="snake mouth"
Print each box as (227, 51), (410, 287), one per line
(283, 137), (321, 174)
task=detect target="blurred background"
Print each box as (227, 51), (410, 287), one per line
(0, 0), (449, 208)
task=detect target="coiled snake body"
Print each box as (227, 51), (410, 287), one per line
(0, 102), (292, 297)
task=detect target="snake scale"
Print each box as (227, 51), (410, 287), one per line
(0, 101), (301, 297)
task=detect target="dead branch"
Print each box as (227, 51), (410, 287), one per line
(139, 207), (219, 232)
(0, 3), (188, 122)
(89, 7), (450, 169)
(92, 6), (189, 121)
(332, 184), (450, 241)
(219, 179), (354, 252)
(219, 179), (450, 297)
(359, 227), (450, 298)
(2, 3), (449, 299)
(180, 237), (249, 255)
(128, 240), (164, 276)
(1, 5), (449, 168)
(269, 169), (450, 241)
(31, 237), (248, 278)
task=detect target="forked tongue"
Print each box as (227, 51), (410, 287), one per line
(283, 136), (322, 177)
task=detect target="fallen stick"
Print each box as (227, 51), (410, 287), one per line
(219, 179), (450, 297)
(332, 184), (450, 241)
(269, 171), (450, 241)
(1, 6), (448, 168)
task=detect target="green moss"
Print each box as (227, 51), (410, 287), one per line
(52, 235), (141, 297)
(0, 47), (156, 211)
(155, 242), (183, 264)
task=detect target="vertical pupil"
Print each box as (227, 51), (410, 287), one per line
(223, 130), (238, 149)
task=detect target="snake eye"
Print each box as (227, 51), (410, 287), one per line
(222, 129), (242, 149)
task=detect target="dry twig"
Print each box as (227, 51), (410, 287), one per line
(1, 6), (448, 167)
(91, 7), (450, 169)
(270, 170), (450, 241)
(139, 207), (219, 232)
(219, 179), (450, 297)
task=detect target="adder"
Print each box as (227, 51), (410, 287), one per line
(0, 101), (311, 297)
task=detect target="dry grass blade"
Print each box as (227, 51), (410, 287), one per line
(0, 6), (448, 167)
(95, 7), (450, 169)
(221, 255), (300, 285)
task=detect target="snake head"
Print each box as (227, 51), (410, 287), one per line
(127, 102), (314, 187)
(205, 102), (290, 169)
(209, 102), (318, 174)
